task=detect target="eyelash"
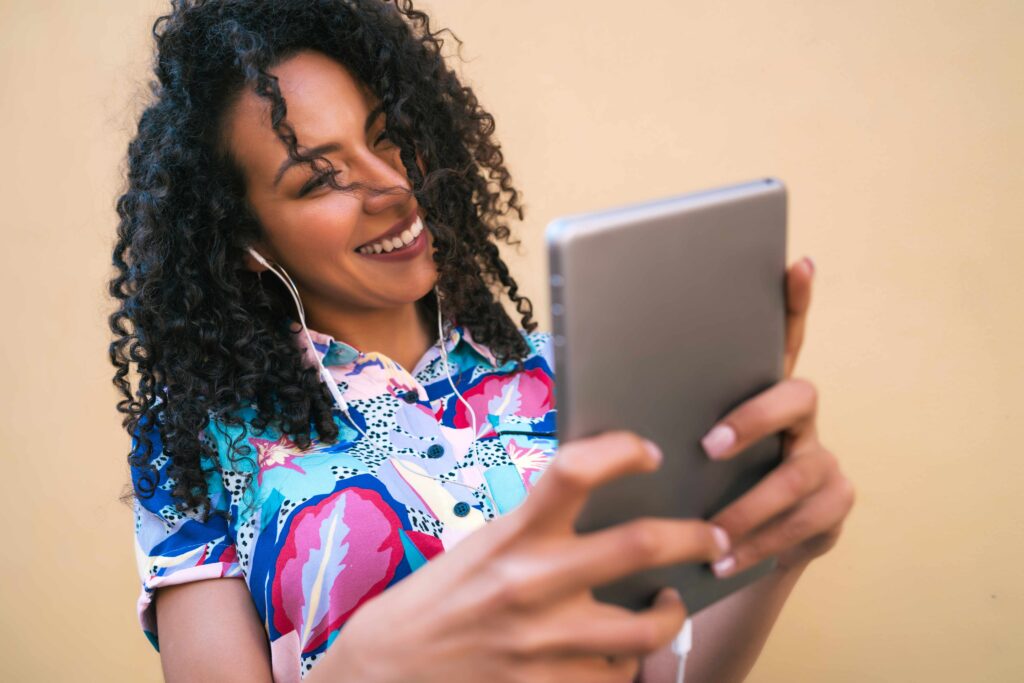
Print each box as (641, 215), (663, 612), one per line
(297, 131), (393, 197)
(298, 171), (336, 197)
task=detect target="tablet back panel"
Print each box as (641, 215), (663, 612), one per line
(547, 178), (787, 615)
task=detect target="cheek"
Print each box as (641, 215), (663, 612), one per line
(271, 199), (362, 255)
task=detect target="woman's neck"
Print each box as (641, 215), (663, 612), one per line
(304, 298), (436, 374)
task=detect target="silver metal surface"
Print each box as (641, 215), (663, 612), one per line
(546, 177), (788, 614)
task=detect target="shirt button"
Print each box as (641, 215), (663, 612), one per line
(426, 444), (445, 459)
(453, 502), (471, 517)
(401, 389), (420, 404)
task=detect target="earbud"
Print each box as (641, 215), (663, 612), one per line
(247, 246), (269, 268)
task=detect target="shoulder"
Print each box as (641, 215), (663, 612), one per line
(130, 402), (258, 501)
(202, 404), (259, 449)
(520, 327), (553, 354)
(518, 327), (555, 375)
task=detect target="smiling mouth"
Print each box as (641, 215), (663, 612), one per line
(355, 215), (425, 255)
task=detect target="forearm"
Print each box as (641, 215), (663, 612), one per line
(638, 561), (809, 683)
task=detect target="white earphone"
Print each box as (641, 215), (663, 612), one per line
(247, 245), (495, 514)
(248, 247), (354, 417)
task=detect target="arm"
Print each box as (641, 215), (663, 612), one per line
(155, 577), (274, 683)
(638, 561), (809, 683)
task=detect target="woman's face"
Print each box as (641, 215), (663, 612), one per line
(224, 49), (437, 315)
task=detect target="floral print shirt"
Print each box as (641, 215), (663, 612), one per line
(131, 322), (557, 681)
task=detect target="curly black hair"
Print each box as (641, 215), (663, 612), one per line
(109, 0), (538, 520)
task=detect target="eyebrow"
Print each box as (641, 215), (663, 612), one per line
(273, 104), (385, 188)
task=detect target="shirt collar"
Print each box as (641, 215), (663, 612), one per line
(289, 317), (500, 371)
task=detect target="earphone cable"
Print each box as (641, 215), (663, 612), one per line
(249, 247), (499, 515)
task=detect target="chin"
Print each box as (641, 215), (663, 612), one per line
(388, 271), (438, 306)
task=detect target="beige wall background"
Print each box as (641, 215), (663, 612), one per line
(1, 0), (1020, 680)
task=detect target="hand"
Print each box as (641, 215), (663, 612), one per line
(698, 257), (856, 575)
(332, 432), (732, 683)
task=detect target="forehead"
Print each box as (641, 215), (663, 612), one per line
(223, 50), (377, 184)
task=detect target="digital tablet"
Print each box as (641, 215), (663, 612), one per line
(546, 177), (788, 615)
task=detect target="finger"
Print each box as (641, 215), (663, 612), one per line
(512, 587), (687, 660)
(709, 446), (836, 540)
(711, 470), (855, 578)
(512, 519), (730, 604)
(783, 257), (814, 378)
(699, 378), (818, 461)
(517, 430), (663, 531)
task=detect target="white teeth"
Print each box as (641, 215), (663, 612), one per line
(358, 216), (425, 255)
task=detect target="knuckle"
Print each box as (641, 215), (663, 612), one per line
(482, 563), (515, 610)
(623, 518), (663, 560)
(631, 620), (662, 653)
(838, 474), (857, 511)
(489, 561), (540, 611)
(742, 535), (767, 562)
(478, 570), (516, 612)
(713, 507), (746, 536)
(621, 431), (653, 459)
(737, 403), (768, 434)
(819, 448), (840, 477)
(785, 513), (813, 544)
(792, 377), (819, 411)
(506, 620), (545, 657)
(606, 428), (643, 445)
(781, 463), (809, 499)
(485, 505), (528, 544)
(603, 430), (654, 466)
(547, 451), (589, 492)
(503, 572), (544, 610)
(503, 505), (534, 538)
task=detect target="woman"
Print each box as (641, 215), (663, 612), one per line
(110, 2), (855, 682)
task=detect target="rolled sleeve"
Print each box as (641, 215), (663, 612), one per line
(130, 418), (243, 652)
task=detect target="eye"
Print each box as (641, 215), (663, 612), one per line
(298, 171), (337, 197)
(374, 129), (394, 147)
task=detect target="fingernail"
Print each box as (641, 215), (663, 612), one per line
(657, 587), (682, 604)
(643, 439), (663, 465)
(711, 525), (731, 555)
(804, 256), (815, 276)
(701, 424), (735, 460)
(712, 554), (736, 578)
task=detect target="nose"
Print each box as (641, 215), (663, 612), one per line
(352, 145), (413, 216)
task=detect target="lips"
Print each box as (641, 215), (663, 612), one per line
(355, 210), (419, 252)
